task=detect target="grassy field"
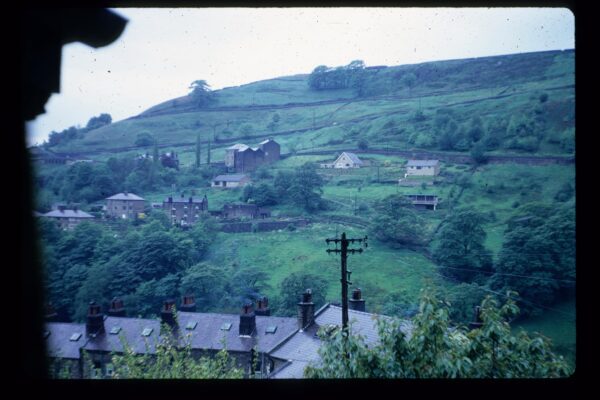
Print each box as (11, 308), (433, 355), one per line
(205, 222), (449, 313)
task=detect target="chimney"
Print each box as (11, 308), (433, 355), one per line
(297, 289), (315, 330)
(180, 294), (197, 312)
(58, 205), (65, 213)
(239, 302), (256, 336)
(160, 299), (178, 331)
(255, 296), (270, 316)
(44, 303), (59, 322)
(123, 190), (128, 196)
(73, 205), (78, 212)
(108, 297), (126, 317)
(168, 196), (173, 203)
(86, 301), (105, 337)
(189, 197), (193, 203)
(468, 306), (484, 330)
(349, 288), (366, 312)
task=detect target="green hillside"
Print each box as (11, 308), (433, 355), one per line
(49, 49), (574, 159)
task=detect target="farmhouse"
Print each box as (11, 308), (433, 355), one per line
(224, 139), (280, 173)
(322, 152), (364, 169)
(405, 194), (439, 210)
(211, 174), (251, 189)
(105, 192), (146, 219)
(45, 296), (298, 378)
(42, 206), (94, 230)
(163, 194), (208, 226)
(406, 160), (440, 176)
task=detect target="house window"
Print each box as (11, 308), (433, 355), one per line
(105, 363), (114, 377)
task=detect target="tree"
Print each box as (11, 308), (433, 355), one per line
(277, 272), (329, 316)
(357, 138), (369, 150)
(432, 209), (493, 283)
(230, 266), (272, 305)
(490, 204), (575, 316)
(85, 113), (112, 131)
(370, 195), (427, 248)
(179, 263), (228, 312)
(304, 290), (572, 378)
(286, 163), (325, 212)
(470, 141), (488, 164)
(189, 80), (216, 108)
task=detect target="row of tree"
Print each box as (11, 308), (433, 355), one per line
(45, 113), (112, 148)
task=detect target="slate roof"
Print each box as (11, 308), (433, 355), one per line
(82, 316), (162, 355)
(406, 159), (440, 167)
(259, 139), (278, 146)
(268, 304), (413, 379)
(213, 174), (249, 182)
(175, 312), (297, 353)
(45, 322), (87, 359)
(106, 192), (145, 201)
(47, 312), (297, 359)
(227, 144), (249, 151)
(43, 209), (94, 219)
(336, 152), (363, 165)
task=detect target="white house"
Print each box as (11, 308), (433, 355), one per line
(322, 152), (364, 169)
(406, 160), (440, 176)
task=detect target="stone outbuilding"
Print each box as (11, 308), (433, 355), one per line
(405, 160), (440, 176)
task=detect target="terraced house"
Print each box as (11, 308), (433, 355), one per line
(163, 194), (209, 226)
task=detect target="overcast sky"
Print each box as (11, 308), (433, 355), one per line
(25, 7), (574, 146)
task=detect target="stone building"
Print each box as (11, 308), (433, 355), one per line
(224, 139), (280, 173)
(42, 206), (94, 230)
(163, 194), (208, 226)
(105, 192), (146, 219)
(220, 203), (271, 220)
(211, 174), (251, 189)
(321, 152), (364, 169)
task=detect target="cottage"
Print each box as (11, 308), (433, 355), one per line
(163, 194), (208, 226)
(105, 192), (146, 219)
(406, 160), (440, 176)
(405, 194), (439, 210)
(331, 152), (364, 169)
(45, 296), (298, 378)
(42, 206), (94, 230)
(211, 174), (251, 189)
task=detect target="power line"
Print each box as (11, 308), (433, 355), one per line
(436, 265), (576, 284)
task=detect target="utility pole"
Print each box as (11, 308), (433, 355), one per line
(325, 232), (367, 332)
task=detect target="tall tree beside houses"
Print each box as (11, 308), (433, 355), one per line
(195, 132), (201, 168)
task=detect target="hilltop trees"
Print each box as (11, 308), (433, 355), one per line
(308, 60), (366, 93)
(189, 80), (217, 108)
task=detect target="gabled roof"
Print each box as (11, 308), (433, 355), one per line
(335, 152), (363, 165)
(213, 174), (249, 182)
(47, 312), (298, 358)
(106, 192), (145, 201)
(268, 304), (413, 379)
(43, 209), (94, 219)
(259, 139), (278, 146)
(406, 159), (440, 167)
(227, 143), (249, 151)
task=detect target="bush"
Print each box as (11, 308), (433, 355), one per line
(134, 132), (155, 147)
(357, 138), (369, 150)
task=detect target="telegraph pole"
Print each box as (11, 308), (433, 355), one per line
(325, 232), (367, 332)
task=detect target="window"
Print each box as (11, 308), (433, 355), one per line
(141, 327), (153, 337)
(105, 363), (115, 377)
(220, 322), (232, 331)
(186, 321), (198, 330)
(69, 332), (82, 341)
(110, 326), (121, 335)
(265, 325), (277, 334)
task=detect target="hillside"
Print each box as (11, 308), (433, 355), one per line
(49, 49), (574, 160)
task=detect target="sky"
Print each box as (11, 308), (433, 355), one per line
(25, 7), (575, 146)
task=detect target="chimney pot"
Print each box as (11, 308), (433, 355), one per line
(180, 294), (197, 312)
(239, 301), (256, 336)
(349, 287), (366, 312)
(255, 296), (271, 316)
(108, 297), (126, 317)
(168, 196), (173, 203)
(297, 289), (315, 330)
(160, 299), (177, 330)
(86, 301), (105, 336)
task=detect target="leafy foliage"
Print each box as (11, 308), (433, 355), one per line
(276, 272), (329, 316)
(189, 80), (217, 108)
(304, 290), (572, 378)
(370, 194), (427, 248)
